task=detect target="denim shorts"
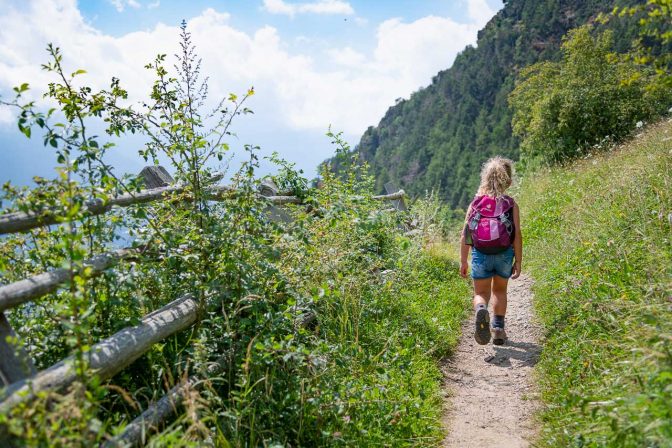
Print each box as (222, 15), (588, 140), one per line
(471, 246), (514, 280)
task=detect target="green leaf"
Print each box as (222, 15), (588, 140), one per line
(13, 83), (29, 93)
(20, 126), (31, 139)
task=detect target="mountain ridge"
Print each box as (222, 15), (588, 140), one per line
(329, 0), (641, 208)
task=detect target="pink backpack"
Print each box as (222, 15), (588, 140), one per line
(467, 195), (515, 253)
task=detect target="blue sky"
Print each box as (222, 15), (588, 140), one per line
(0, 0), (502, 186)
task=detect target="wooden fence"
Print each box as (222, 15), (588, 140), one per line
(0, 167), (406, 447)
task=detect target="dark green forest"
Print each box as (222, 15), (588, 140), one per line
(328, 0), (644, 208)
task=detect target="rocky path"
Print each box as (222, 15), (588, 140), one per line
(442, 275), (542, 448)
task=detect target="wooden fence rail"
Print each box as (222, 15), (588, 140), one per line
(0, 247), (140, 313)
(0, 186), (403, 236)
(0, 167), (407, 445)
(0, 185), (303, 236)
(103, 353), (230, 448)
(105, 380), (192, 448)
(0, 294), (198, 414)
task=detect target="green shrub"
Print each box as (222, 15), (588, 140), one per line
(614, 0), (672, 89)
(509, 25), (671, 166)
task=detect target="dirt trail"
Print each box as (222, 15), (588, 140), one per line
(442, 275), (542, 448)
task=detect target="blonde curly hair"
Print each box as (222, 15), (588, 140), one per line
(477, 156), (514, 197)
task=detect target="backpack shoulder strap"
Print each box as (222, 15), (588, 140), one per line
(501, 195), (515, 211)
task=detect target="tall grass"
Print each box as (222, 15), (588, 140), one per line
(272, 193), (471, 446)
(516, 120), (672, 446)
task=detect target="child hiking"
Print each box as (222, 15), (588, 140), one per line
(459, 156), (522, 346)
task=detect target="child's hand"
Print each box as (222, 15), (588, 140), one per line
(511, 261), (522, 279)
(460, 262), (468, 278)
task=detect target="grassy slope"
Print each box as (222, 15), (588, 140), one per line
(316, 246), (470, 446)
(516, 120), (672, 447)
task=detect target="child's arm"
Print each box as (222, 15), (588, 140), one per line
(459, 205), (472, 278)
(512, 202), (523, 279)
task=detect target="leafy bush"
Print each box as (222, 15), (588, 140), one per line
(509, 25), (671, 166)
(614, 0), (672, 88)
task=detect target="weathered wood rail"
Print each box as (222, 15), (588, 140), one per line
(0, 185), (402, 236)
(0, 185), (304, 236)
(103, 352), (230, 448)
(0, 294), (198, 414)
(0, 247), (140, 313)
(0, 167), (406, 446)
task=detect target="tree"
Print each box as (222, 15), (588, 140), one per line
(614, 0), (672, 87)
(509, 25), (670, 165)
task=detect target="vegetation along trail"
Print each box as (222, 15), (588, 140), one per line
(443, 274), (541, 448)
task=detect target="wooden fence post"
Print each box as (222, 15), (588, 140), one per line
(0, 313), (36, 386)
(384, 181), (407, 211)
(259, 178), (293, 224)
(139, 166), (174, 189)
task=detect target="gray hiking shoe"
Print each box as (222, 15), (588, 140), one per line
(474, 309), (491, 345)
(491, 327), (507, 346)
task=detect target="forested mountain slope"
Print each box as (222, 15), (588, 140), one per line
(331, 0), (641, 207)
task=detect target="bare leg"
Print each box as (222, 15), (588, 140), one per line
(473, 278), (492, 310)
(491, 275), (509, 316)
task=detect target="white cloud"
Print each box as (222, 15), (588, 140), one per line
(109, 0), (157, 12)
(0, 0), (497, 139)
(466, 0), (497, 28)
(262, 0), (354, 17)
(353, 16), (368, 27)
(298, 0), (353, 15)
(110, 0), (140, 12)
(372, 16), (477, 83)
(263, 0), (294, 16)
(109, 0), (125, 12)
(328, 47), (366, 67)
